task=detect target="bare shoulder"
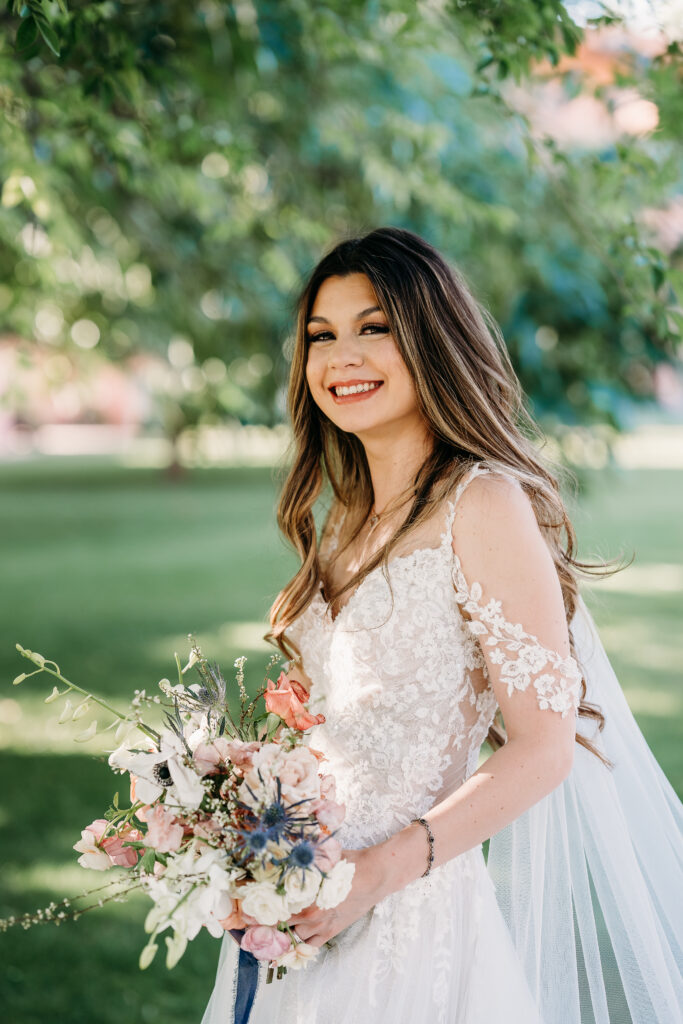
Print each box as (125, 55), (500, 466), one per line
(449, 467), (557, 588)
(451, 468), (536, 537)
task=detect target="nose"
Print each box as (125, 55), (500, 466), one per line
(328, 331), (364, 369)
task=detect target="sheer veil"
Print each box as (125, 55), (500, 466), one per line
(487, 594), (683, 1023)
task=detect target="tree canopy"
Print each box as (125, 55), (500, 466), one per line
(2, 0), (681, 446)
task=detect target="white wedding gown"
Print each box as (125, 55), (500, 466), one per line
(202, 464), (683, 1024)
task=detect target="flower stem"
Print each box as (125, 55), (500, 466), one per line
(16, 646), (160, 744)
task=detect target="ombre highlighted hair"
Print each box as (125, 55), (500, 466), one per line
(266, 226), (613, 761)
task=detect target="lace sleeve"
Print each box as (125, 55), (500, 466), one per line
(449, 467), (582, 720)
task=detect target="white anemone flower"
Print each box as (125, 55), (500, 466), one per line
(108, 728), (206, 810)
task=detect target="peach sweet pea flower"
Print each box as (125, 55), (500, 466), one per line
(312, 798), (346, 832)
(143, 804), (184, 853)
(319, 774), (336, 800)
(218, 898), (257, 931)
(241, 925), (291, 961)
(102, 822), (144, 867)
(73, 819), (113, 870)
(74, 818), (142, 869)
(225, 740), (261, 768)
(314, 835), (343, 871)
(129, 776), (149, 821)
(192, 736), (233, 776)
(264, 673), (325, 732)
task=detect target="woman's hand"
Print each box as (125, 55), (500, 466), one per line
(286, 848), (385, 947)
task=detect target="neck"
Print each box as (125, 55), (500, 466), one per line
(360, 421), (434, 514)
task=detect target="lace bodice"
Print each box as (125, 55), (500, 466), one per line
(285, 464), (582, 849)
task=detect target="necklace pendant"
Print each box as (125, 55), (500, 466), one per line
(369, 513), (379, 528)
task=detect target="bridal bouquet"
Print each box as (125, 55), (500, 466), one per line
(8, 640), (354, 981)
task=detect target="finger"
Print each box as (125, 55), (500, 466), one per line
(288, 911), (316, 926)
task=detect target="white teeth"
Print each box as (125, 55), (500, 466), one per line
(333, 382), (381, 396)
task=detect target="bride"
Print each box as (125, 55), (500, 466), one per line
(203, 226), (683, 1023)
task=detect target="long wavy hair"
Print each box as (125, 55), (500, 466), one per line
(266, 226), (612, 762)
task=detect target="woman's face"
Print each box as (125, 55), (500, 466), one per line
(305, 273), (425, 443)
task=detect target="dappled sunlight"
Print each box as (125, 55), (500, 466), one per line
(588, 562), (683, 594)
(2, 862), (144, 900)
(145, 619), (274, 664)
(618, 686), (681, 718)
(0, 691), (150, 755)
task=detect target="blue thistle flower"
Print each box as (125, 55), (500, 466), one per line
(289, 840), (315, 870)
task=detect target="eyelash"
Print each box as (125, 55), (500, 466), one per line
(307, 323), (388, 343)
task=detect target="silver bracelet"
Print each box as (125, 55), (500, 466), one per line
(411, 817), (435, 877)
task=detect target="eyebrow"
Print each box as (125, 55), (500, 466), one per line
(307, 305), (383, 325)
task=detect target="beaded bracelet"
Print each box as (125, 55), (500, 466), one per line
(411, 817), (435, 877)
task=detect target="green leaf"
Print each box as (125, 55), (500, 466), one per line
(16, 15), (38, 51)
(36, 17), (60, 57)
(265, 712), (281, 741)
(139, 848), (156, 874)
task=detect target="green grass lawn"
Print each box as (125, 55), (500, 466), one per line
(0, 457), (681, 1024)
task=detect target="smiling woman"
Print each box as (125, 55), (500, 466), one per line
(201, 227), (683, 1024)
(305, 277), (427, 445)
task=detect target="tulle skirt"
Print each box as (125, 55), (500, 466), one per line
(201, 845), (542, 1024)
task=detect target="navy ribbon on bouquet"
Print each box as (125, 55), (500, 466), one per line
(230, 930), (259, 1024)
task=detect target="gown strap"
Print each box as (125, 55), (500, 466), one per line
(440, 461), (494, 545)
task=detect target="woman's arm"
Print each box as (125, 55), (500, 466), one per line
(289, 473), (581, 944)
(372, 472), (579, 895)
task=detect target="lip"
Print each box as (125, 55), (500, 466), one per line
(327, 380), (384, 405)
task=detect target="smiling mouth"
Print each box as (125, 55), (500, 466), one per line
(329, 381), (383, 397)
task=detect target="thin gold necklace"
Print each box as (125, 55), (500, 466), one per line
(367, 488), (414, 533)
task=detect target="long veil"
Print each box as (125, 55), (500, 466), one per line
(487, 594), (683, 1023)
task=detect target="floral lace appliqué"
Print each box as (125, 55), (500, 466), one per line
(450, 553), (582, 717)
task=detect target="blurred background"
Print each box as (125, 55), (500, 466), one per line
(1, 1), (682, 1021)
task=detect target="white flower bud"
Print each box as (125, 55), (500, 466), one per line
(165, 932), (188, 969)
(139, 941), (158, 970)
(72, 700), (90, 720)
(13, 674), (27, 686)
(44, 686), (60, 703)
(75, 720), (98, 742)
(58, 700), (74, 724)
(114, 719), (135, 743)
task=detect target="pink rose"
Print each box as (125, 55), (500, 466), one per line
(312, 798), (346, 832)
(240, 925), (291, 961)
(264, 673), (326, 732)
(277, 747), (321, 805)
(314, 836), (342, 871)
(144, 804), (184, 853)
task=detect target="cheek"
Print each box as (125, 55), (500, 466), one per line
(305, 350), (327, 406)
(384, 347), (418, 405)
(304, 351), (317, 388)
